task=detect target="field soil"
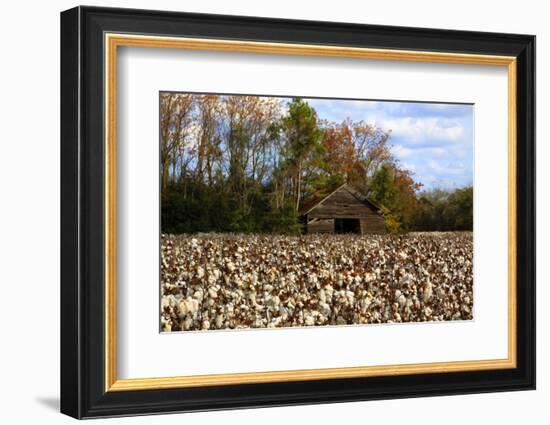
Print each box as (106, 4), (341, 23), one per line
(161, 232), (473, 332)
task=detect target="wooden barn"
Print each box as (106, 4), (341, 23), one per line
(300, 184), (386, 235)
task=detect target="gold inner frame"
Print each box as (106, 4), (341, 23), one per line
(104, 33), (517, 392)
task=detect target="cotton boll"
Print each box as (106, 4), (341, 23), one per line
(345, 290), (355, 305)
(193, 289), (204, 302)
(196, 266), (205, 279)
(397, 294), (407, 309)
(364, 272), (376, 282)
(208, 287), (218, 299)
(422, 279), (433, 303)
(319, 289), (326, 304)
(179, 297), (190, 313)
(188, 298), (199, 318)
(183, 317), (193, 330)
(305, 315), (315, 326)
(325, 283), (337, 298)
(160, 316), (172, 332)
(268, 316), (283, 327)
(215, 314), (225, 328)
(161, 232), (473, 331)
(398, 273), (413, 288)
(161, 297), (171, 310)
(319, 301), (331, 316)
(279, 304), (289, 320)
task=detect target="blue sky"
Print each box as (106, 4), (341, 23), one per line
(304, 98), (474, 191)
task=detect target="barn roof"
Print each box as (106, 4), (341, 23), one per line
(299, 183), (384, 216)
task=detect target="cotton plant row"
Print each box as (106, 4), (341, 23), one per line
(161, 232), (473, 332)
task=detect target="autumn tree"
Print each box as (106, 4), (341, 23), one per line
(223, 95), (282, 214)
(159, 93), (194, 190)
(319, 119), (392, 192)
(194, 95), (223, 186)
(350, 122), (392, 191)
(368, 163), (422, 233)
(279, 98), (323, 213)
(160, 93), (472, 236)
(318, 120), (357, 189)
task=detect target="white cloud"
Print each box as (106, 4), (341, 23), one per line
(269, 96), (473, 189)
(430, 147), (446, 157)
(391, 144), (414, 159)
(401, 162), (417, 172)
(347, 100), (380, 109)
(378, 117), (465, 143)
(428, 160), (466, 176)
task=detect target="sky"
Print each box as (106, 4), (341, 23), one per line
(305, 98), (474, 191)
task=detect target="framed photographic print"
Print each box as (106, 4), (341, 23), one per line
(60, 6), (535, 419)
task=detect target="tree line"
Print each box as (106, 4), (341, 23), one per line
(160, 93), (472, 234)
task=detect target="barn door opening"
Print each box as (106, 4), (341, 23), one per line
(334, 218), (361, 234)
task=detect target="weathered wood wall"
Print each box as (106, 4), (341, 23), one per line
(308, 188), (378, 218)
(303, 186), (386, 234)
(306, 218), (334, 234)
(360, 217), (386, 234)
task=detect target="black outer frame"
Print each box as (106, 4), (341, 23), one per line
(60, 6), (535, 419)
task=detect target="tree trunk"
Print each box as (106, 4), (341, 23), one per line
(295, 162), (302, 214)
(161, 163), (170, 191)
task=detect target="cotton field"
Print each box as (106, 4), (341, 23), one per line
(161, 232), (473, 332)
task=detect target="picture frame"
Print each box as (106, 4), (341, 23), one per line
(60, 5), (535, 419)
